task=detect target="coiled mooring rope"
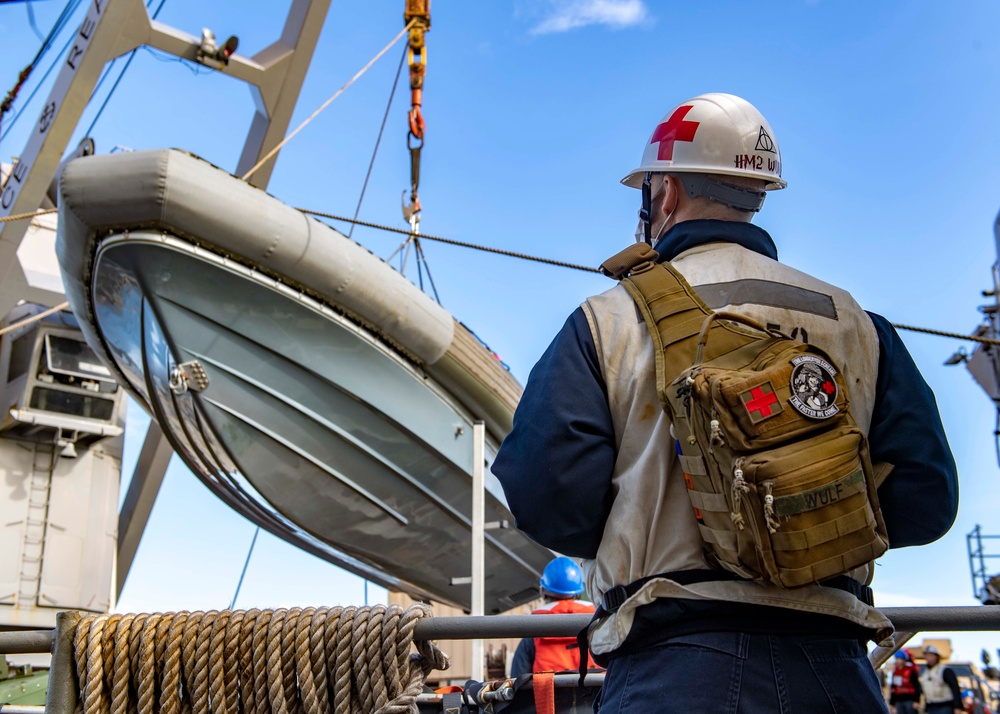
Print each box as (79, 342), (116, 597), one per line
(69, 604), (448, 714)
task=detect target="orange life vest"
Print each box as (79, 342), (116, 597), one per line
(532, 600), (599, 674)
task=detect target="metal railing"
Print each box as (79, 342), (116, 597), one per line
(3, 607), (1000, 713)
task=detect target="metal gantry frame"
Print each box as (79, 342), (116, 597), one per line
(0, 0), (332, 313)
(0, 0), (333, 599)
(968, 524), (1000, 602)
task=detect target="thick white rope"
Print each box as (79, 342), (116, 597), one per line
(240, 22), (415, 183)
(71, 606), (448, 714)
(0, 207), (58, 223)
(0, 301), (70, 335)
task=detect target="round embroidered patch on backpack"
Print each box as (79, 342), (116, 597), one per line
(788, 355), (839, 419)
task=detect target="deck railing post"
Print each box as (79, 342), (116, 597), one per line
(471, 421), (486, 681)
(44, 611), (80, 714)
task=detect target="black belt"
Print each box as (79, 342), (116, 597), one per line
(578, 570), (874, 687)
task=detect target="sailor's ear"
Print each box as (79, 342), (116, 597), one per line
(661, 175), (680, 216)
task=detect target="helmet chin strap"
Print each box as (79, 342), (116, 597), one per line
(639, 171), (653, 245)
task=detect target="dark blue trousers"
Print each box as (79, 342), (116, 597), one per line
(595, 631), (888, 713)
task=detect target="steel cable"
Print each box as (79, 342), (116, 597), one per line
(891, 322), (1000, 347)
(14, 205), (997, 351)
(298, 207), (602, 273)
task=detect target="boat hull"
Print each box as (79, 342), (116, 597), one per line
(57, 150), (552, 613)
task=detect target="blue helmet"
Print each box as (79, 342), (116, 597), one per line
(540, 557), (585, 598)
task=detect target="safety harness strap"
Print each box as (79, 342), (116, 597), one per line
(440, 692), (464, 713)
(686, 488), (727, 512)
(678, 453), (707, 476)
(617, 257), (761, 407)
(533, 672), (556, 714)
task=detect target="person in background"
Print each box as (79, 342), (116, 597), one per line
(920, 644), (965, 714)
(889, 649), (922, 714)
(510, 557), (598, 678)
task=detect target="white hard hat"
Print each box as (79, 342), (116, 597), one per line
(621, 93), (787, 191)
(924, 645), (940, 656)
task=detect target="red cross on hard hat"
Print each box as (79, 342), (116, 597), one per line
(622, 93), (787, 191)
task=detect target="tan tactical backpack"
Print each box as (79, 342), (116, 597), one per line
(600, 244), (889, 588)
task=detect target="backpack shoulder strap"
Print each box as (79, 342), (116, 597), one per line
(600, 244), (760, 409)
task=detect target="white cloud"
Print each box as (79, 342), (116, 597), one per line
(530, 0), (649, 35)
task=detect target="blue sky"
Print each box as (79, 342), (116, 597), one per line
(3, 0), (1000, 663)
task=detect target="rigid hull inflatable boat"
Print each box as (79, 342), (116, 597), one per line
(56, 149), (550, 613)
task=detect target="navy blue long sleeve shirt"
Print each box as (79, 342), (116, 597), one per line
(492, 220), (959, 559)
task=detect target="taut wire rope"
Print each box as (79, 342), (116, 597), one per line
(0, 204), (1000, 346)
(890, 323), (1000, 347)
(83, 0), (169, 138)
(241, 21), (416, 183)
(69, 605), (448, 714)
(298, 207), (1000, 348)
(298, 208), (601, 274)
(348, 46), (407, 240)
(3, 207), (997, 346)
(0, 0), (83, 144)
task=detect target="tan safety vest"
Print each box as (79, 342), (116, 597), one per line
(581, 241), (893, 656)
(920, 663), (953, 704)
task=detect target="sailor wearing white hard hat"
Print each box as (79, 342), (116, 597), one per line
(920, 645), (964, 714)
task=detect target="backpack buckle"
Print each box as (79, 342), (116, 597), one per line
(600, 584), (630, 614)
(599, 244), (659, 280)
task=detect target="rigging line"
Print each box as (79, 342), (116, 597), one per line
(0, 0), (82, 142)
(141, 46), (212, 75)
(415, 238), (425, 291)
(8, 213), (995, 345)
(29, 0), (81, 68)
(240, 19), (416, 182)
(83, 0), (168, 137)
(384, 234), (412, 265)
(83, 52), (137, 137)
(26, 0), (44, 42)
(415, 239), (441, 304)
(297, 208), (602, 273)
(229, 526), (260, 610)
(89, 58), (122, 107)
(0, 207), (58, 222)
(892, 323), (1000, 347)
(0, 301), (70, 336)
(0, 20), (77, 143)
(2, 0), (157, 144)
(994, 410), (1000, 471)
(401, 233), (414, 274)
(348, 44), (407, 240)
